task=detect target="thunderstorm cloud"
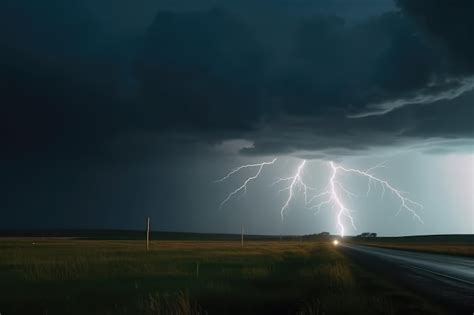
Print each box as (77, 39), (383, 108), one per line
(2, 0), (473, 162)
(1, 0), (473, 232)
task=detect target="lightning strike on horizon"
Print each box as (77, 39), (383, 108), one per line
(307, 161), (423, 237)
(216, 158), (277, 209)
(216, 158), (423, 237)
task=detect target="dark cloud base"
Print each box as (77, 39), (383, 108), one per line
(1, 0), (473, 232)
(1, 0), (473, 163)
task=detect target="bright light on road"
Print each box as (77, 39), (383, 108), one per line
(333, 239), (339, 246)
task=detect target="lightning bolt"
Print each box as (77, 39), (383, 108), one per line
(272, 160), (314, 219)
(216, 158), (423, 237)
(216, 158), (277, 209)
(307, 161), (423, 237)
(336, 162), (424, 222)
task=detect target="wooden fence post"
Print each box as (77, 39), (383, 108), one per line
(146, 217), (150, 251)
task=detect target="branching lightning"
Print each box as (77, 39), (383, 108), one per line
(306, 161), (423, 237)
(216, 158), (423, 236)
(272, 160), (311, 219)
(216, 158), (276, 209)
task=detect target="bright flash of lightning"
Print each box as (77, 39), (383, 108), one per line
(216, 158), (276, 209)
(308, 161), (423, 237)
(216, 158), (423, 237)
(272, 160), (310, 219)
(336, 162), (424, 222)
(305, 161), (358, 238)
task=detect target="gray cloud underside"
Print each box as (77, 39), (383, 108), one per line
(348, 76), (474, 118)
(238, 88), (474, 157)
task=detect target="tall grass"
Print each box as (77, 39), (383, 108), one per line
(0, 239), (446, 315)
(140, 291), (206, 315)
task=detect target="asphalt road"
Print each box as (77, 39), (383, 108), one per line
(341, 244), (474, 314)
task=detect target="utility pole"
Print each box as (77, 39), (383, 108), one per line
(241, 226), (244, 247)
(146, 217), (150, 251)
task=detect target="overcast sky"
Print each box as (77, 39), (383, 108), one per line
(1, 0), (473, 236)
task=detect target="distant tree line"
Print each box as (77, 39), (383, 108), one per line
(356, 232), (377, 238)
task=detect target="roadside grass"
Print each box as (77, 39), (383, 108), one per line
(350, 235), (474, 257)
(358, 243), (474, 257)
(0, 239), (446, 314)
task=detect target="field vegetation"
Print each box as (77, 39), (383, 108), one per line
(351, 234), (474, 257)
(0, 238), (445, 314)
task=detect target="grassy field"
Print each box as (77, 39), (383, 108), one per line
(0, 238), (445, 315)
(350, 234), (474, 257)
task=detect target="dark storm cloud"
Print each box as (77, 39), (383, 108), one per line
(134, 2), (473, 155)
(1, 0), (473, 163)
(1, 0), (118, 160)
(239, 90), (474, 156)
(136, 8), (265, 132)
(396, 0), (474, 72)
(351, 0), (474, 117)
(1, 0), (473, 233)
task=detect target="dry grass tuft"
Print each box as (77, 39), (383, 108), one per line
(140, 291), (206, 315)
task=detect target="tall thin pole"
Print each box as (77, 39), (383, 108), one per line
(146, 217), (150, 251)
(241, 226), (244, 247)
